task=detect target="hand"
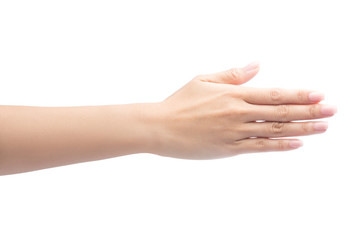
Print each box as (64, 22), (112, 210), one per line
(150, 62), (337, 159)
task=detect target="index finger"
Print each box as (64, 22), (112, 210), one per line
(241, 87), (324, 105)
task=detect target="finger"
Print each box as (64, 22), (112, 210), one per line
(199, 61), (260, 85)
(234, 138), (303, 154)
(240, 121), (328, 138)
(242, 87), (324, 105)
(245, 104), (337, 122)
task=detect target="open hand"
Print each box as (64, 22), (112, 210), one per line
(150, 62), (337, 159)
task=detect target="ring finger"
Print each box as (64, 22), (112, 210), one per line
(240, 121), (329, 139)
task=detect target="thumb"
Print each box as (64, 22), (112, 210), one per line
(200, 61), (260, 85)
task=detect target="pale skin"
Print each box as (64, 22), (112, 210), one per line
(0, 62), (337, 175)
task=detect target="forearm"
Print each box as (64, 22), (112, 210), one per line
(0, 62), (336, 175)
(0, 103), (158, 175)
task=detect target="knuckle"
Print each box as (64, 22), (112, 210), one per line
(221, 104), (241, 118)
(227, 142), (242, 155)
(275, 105), (290, 121)
(255, 139), (267, 150)
(308, 105), (318, 118)
(235, 125), (248, 138)
(269, 88), (282, 102)
(226, 107), (240, 117)
(221, 100), (250, 117)
(223, 88), (242, 99)
(277, 140), (286, 150)
(270, 122), (285, 134)
(297, 89), (307, 102)
(237, 103), (251, 115)
(229, 106), (250, 118)
(227, 68), (244, 80)
(301, 122), (311, 132)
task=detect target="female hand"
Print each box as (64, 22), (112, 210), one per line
(150, 62), (337, 159)
(0, 62), (337, 175)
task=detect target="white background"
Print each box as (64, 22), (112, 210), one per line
(0, 0), (359, 239)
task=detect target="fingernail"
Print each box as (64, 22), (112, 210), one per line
(321, 105), (337, 116)
(313, 122), (328, 131)
(243, 61), (260, 72)
(308, 92), (325, 102)
(289, 140), (303, 149)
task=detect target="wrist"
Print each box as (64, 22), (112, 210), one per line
(127, 102), (166, 155)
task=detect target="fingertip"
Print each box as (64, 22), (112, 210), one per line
(240, 61), (260, 85)
(243, 61), (260, 72)
(320, 105), (338, 116)
(308, 91), (325, 103)
(313, 121), (329, 132)
(289, 139), (303, 149)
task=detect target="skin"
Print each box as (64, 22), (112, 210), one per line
(0, 62), (337, 175)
